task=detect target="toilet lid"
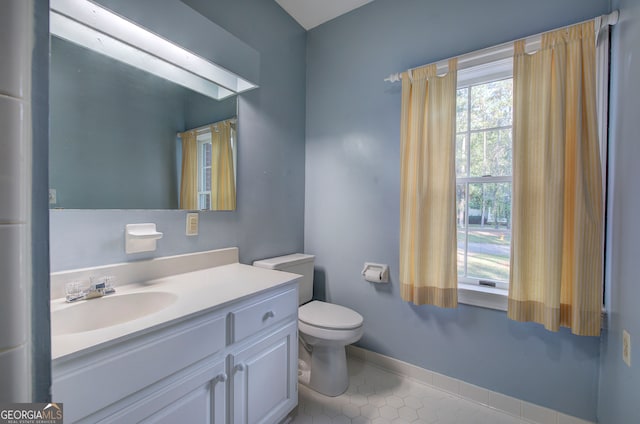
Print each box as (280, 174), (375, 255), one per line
(298, 301), (363, 330)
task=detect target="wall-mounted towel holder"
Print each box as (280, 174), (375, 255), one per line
(125, 223), (163, 254)
(362, 262), (389, 283)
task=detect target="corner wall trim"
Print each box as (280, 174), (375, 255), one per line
(346, 346), (594, 424)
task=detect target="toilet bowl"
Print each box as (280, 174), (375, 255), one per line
(252, 254), (364, 397)
(298, 300), (364, 396)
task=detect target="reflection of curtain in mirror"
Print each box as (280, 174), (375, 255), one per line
(210, 121), (236, 210)
(179, 130), (198, 209)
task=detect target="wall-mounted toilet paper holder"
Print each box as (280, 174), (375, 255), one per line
(361, 262), (389, 283)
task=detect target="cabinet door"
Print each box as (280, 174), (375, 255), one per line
(139, 375), (226, 424)
(99, 357), (227, 424)
(231, 321), (297, 424)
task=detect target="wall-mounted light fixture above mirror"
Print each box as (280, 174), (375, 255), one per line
(50, 0), (257, 101)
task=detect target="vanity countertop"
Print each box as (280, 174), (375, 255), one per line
(51, 262), (300, 361)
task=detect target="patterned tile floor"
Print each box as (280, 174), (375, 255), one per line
(291, 358), (526, 424)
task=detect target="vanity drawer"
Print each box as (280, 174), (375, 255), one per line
(231, 288), (297, 343)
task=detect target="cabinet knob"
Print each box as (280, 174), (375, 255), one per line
(263, 311), (275, 321)
(216, 373), (227, 383)
(234, 363), (246, 372)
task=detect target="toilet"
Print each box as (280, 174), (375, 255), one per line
(253, 253), (363, 397)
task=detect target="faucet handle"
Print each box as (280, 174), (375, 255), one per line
(90, 276), (117, 295)
(65, 280), (88, 302)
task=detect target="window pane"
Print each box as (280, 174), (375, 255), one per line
(456, 88), (468, 133)
(466, 182), (511, 282)
(199, 193), (210, 210)
(470, 79), (512, 130)
(205, 167), (211, 191)
(456, 134), (467, 177)
(469, 129), (512, 177)
(205, 143), (212, 166)
(456, 183), (467, 277)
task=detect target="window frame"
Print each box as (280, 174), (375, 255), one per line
(455, 59), (513, 309)
(196, 132), (212, 210)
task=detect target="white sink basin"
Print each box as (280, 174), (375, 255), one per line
(52, 291), (178, 336)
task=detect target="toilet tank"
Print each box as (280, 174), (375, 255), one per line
(253, 253), (315, 305)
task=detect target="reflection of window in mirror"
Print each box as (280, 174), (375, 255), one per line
(197, 133), (212, 210)
(179, 118), (237, 211)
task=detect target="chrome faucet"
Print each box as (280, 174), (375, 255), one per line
(65, 277), (116, 303)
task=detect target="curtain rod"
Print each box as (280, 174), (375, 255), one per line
(177, 117), (237, 136)
(383, 10), (619, 83)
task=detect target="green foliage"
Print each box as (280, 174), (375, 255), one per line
(470, 79), (512, 130)
(456, 79), (512, 178)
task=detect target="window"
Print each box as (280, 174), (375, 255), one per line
(415, 21), (611, 312)
(456, 61), (513, 292)
(197, 133), (212, 210)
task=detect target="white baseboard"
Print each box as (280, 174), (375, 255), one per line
(346, 345), (594, 424)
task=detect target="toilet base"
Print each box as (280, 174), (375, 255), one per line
(306, 345), (349, 397)
(298, 356), (311, 386)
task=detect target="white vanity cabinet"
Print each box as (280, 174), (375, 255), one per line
(230, 321), (297, 424)
(52, 282), (298, 424)
(229, 288), (299, 424)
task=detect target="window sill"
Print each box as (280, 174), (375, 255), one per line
(458, 285), (609, 330)
(458, 283), (508, 311)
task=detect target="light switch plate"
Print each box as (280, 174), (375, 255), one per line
(186, 213), (198, 236)
(623, 329), (631, 367)
(49, 188), (57, 204)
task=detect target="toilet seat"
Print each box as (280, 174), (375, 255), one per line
(299, 301), (363, 330)
(298, 319), (364, 345)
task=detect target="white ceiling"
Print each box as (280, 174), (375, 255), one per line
(275, 0), (374, 30)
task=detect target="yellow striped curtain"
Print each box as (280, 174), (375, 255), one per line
(399, 59), (458, 308)
(210, 121), (236, 210)
(509, 22), (603, 336)
(179, 130), (198, 210)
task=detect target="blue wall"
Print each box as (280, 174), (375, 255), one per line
(598, 0), (640, 422)
(49, 0), (306, 270)
(304, 0), (608, 420)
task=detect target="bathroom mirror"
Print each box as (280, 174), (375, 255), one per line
(49, 36), (238, 210)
